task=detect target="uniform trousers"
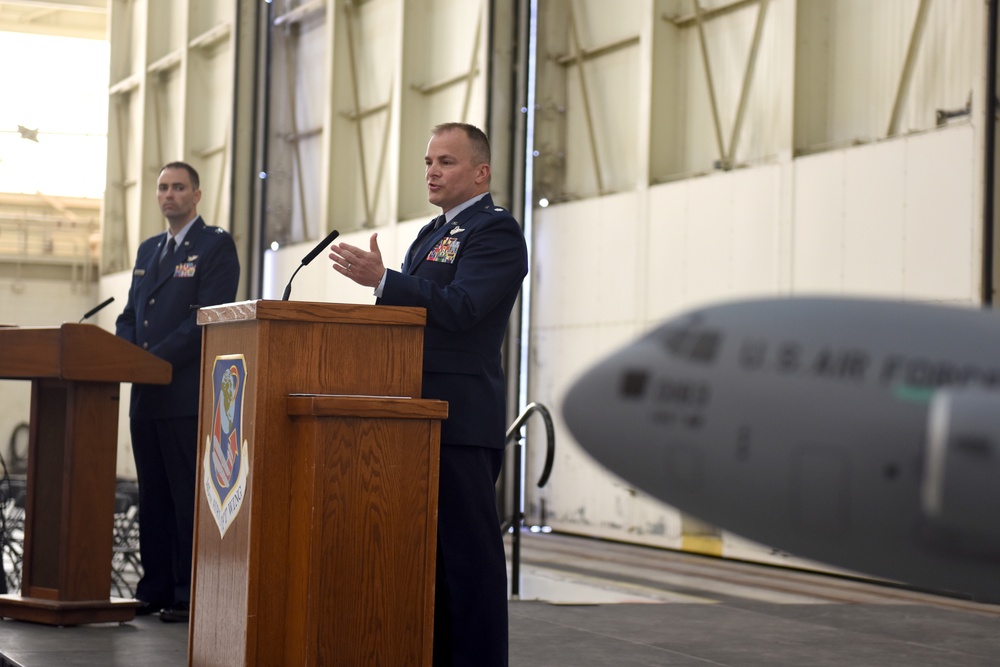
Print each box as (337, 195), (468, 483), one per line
(433, 443), (508, 667)
(129, 415), (198, 607)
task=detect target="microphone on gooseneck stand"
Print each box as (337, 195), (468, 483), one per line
(78, 296), (116, 323)
(281, 229), (340, 301)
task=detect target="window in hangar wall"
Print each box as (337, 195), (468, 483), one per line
(0, 31), (109, 268)
(530, 0), (980, 203)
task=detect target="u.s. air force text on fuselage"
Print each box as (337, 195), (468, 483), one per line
(564, 296), (1000, 603)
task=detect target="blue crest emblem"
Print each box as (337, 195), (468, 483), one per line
(203, 354), (250, 538)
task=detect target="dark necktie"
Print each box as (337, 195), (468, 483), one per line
(159, 237), (177, 278)
(407, 216), (445, 268)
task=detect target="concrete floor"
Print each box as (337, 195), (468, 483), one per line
(1, 532), (998, 666)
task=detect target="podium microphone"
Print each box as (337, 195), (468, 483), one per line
(79, 296), (115, 323)
(281, 229), (340, 301)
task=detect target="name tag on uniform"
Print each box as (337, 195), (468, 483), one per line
(426, 238), (460, 264)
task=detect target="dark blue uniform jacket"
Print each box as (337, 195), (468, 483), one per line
(115, 217), (240, 419)
(379, 194), (528, 449)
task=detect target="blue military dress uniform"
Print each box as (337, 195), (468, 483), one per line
(116, 216), (239, 610)
(379, 193), (528, 666)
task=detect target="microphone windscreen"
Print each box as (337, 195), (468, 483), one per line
(301, 229), (340, 266)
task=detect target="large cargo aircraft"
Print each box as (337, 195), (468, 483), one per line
(563, 297), (1000, 602)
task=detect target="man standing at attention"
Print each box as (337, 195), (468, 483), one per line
(116, 161), (240, 623)
(329, 122), (528, 666)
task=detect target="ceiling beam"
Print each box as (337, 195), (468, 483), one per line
(1, 0), (106, 13)
(0, 0), (107, 39)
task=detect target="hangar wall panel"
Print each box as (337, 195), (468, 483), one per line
(792, 125), (977, 300)
(903, 126), (978, 300)
(842, 141), (907, 296)
(92, 0), (992, 569)
(102, 0), (240, 277)
(528, 126), (982, 557)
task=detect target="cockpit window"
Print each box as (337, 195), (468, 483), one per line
(663, 328), (720, 364)
(620, 370), (649, 398)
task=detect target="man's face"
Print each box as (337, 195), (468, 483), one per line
(157, 167), (201, 223)
(425, 129), (489, 213)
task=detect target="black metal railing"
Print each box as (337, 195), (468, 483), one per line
(502, 402), (555, 599)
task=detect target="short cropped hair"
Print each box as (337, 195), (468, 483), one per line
(160, 161), (201, 190)
(432, 122), (491, 167)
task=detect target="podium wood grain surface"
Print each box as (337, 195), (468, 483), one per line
(0, 324), (170, 625)
(190, 301), (445, 666)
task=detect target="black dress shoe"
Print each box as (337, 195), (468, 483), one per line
(159, 601), (190, 623)
(134, 600), (164, 616)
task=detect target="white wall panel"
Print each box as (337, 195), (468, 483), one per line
(730, 165), (782, 295)
(793, 151), (846, 291)
(527, 323), (658, 538)
(527, 321), (683, 548)
(645, 183), (689, 321)
(644, 166), (782, 322)
(842, 141), (906, 296)
(531, 194), (642, 331)
(589, 194), (644, 322)
(903, 125), (977, 301)
(528, 125), (982, 568)
(790, 128), (980, 300)
(528, 201), (592, 330)
(690, 168), (781, 303)
(686, 174), (738, 301)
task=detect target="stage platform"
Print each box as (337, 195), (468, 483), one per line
(1, 533), (998, 666)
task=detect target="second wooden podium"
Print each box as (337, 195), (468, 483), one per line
(0, 323), (170, 625)
(189, 300), (446, 666)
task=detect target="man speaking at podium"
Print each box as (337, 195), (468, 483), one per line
(330, 123), (528, 666)
(116, 162), (240, 623)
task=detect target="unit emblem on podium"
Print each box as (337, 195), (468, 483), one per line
(203, 354), (250, 538)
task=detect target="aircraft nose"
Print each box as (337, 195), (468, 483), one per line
(563, 342), (657, 471)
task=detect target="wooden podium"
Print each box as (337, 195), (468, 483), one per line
(190, 300), (446, 667)
(0, 323), (171, 625)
